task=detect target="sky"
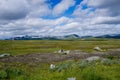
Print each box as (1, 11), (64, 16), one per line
(0, 0), (120, 39)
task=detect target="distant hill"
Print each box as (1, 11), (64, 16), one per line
(95, 34), (120, 39)
(81, 36), (93, 38)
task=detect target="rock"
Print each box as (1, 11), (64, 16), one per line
(64, 50), (70, 54)
(94, 46), (102, 51)
(67, 77), (76, 80)
(58, 49), (70, 55)
(58, 49), (64, 54)
(86, 56), (101, 61)
(0, 53), (11, 58)
(50, 64), (55, 69)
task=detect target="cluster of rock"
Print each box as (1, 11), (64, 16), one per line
(67, 77), (76, 80)
(0, 53), (11, 58)
(57, 49), (70, 55)
(94, 46), (102, 51)
(50, 64), (56, 70)
(85, 56), (102, 61)
(56, 49), (87, 55)
(55, 46), (103, 55)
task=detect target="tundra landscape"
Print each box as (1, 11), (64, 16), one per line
(0, 0), (120, 80)
(0, 39), (120, 80)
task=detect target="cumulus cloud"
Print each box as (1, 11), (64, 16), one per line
(53, 0), (75, 16)
(0, 0), (51, 20)
(91, 16), (120, 24)
(87, 0), (120, 17)
(0, 0), (29, 20)
(27, 0), (51, 18)
(71, 0), (120, 36)
(73, 0), (120, 24)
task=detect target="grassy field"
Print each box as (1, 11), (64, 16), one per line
(0, 39), (120, 55)
(0, 39), (120, 80)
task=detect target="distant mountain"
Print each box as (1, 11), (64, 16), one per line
(63, 34), (80, 39)
(7, 34), (120, 40)
(95, 34), (120, 39)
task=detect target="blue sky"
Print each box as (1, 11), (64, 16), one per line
(0, 0), (120, 39)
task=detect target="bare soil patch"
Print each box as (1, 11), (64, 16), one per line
(0, 49), (120, 64)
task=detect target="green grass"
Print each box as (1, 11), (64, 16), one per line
(0, 39), (120, 55)
(0, 59), (119, 80)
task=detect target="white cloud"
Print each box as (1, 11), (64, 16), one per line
(0, 0), (29, 20)
(73, 0), (120, 22)
(72, 0), (120, 35)
(0, 0), (51, 20)
(27, 0), (51, 18)
(52, 0), (75, 16)
(88, 0), (120, 17)
(91, 16), (120, 24)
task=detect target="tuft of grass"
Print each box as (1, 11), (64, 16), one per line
(107, 55), (115, 60)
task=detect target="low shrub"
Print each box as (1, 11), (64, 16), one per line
(0, 70), (7, 79)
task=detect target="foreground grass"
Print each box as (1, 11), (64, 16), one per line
(0, 39), (120, 55)
(0, 59), (120, 80)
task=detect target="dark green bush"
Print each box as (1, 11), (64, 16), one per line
(107, 55), (114, 60)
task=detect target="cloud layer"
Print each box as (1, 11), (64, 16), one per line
(0, 0), (120, 39)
